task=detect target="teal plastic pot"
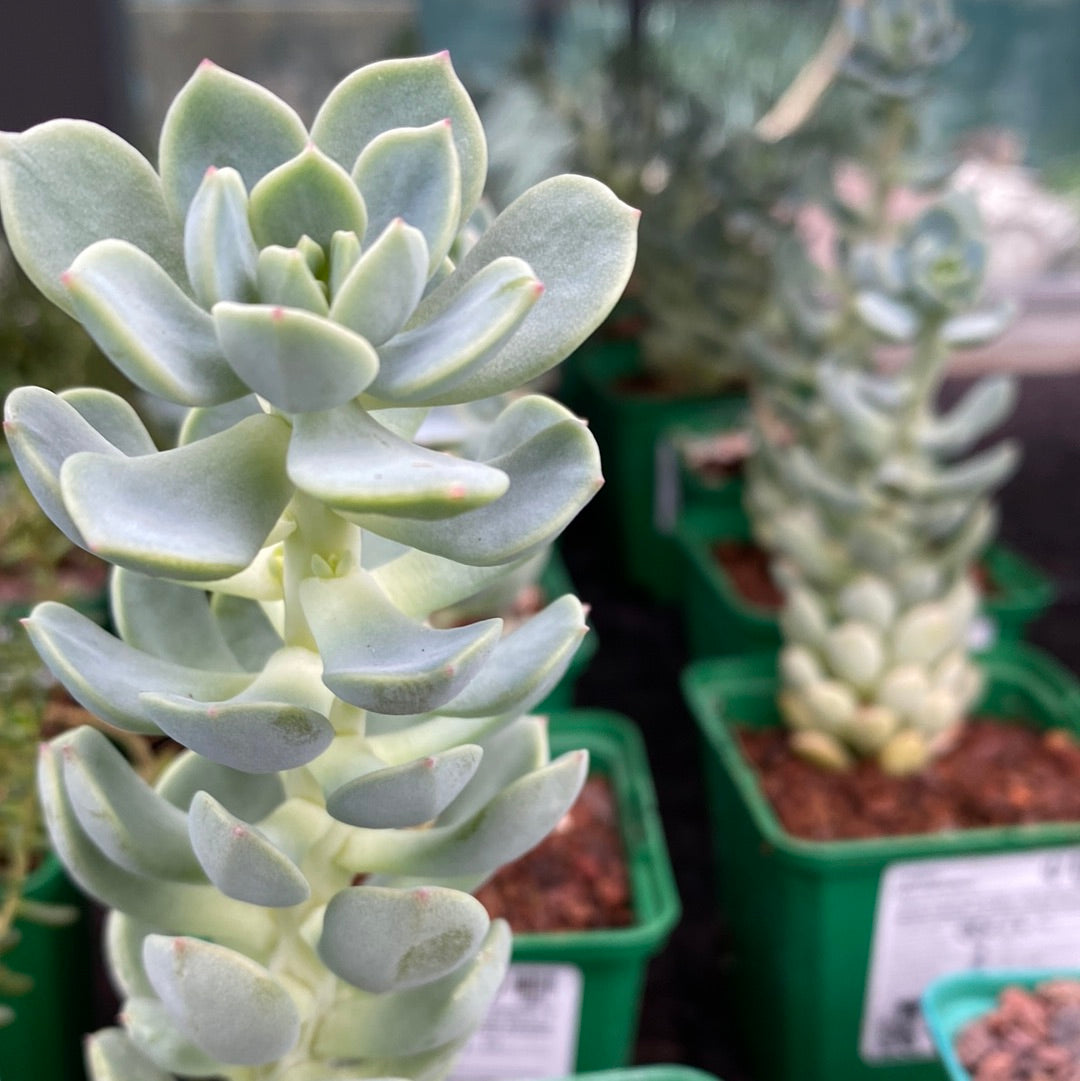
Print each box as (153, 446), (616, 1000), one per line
(922, 968), (1080, 1081)
(537, 550), (598, 711)
(454, 712), (681, 1079)
(677, 503), (1056, 658)
(0, 857), (90, 1081)
(675, 504), (780, 659)
(681, 650), (1080, 1081)
(578, 339), (747, 603)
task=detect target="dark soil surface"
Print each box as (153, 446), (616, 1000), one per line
(475, 777), (632, 932)
(957, 981), (1080, 1081)
(713, 540), (783, 609)
(740, 721), (1080, 841)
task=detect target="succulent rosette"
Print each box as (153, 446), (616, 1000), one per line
(842, 0), (967, 98)
(0, 54), (637, 1080)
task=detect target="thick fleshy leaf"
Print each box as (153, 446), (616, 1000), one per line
(122, 998), (222, 1078)
(156, 752), (285, 821)
(61, 413), (293, 580)
(326, 745), (482, 828)
(855, 290), (920, 342)
(288, 401), (508, 519)
(64, 239), (246, 406)
(373, 548), (534, 620)
(177, 395), (262, 445)
(329, 219), (428, 345)
(208, 593), (283, 672)
(59, 727), (203, 882)
(319, 885), (489, 993)
(106, 913), (157, 1001)
(329, 229), (362, 295)
(188, 791), (309, 907)
(213, 303), (378, 413)
(312, 921), (510, 1060)
(350, 396), (601, 566)
(255, 245), (329, 314)
(411, 175), (638, 397)
(25, 602), (250, 735)
(141, 647), (335, 773)
(311, 53), (486, 229)
(111, 568), (240, 671)
(337, 750), (588, 877)
(437, 718), (547, 828)
(941, 301), (1016, 347)
(301, 570), (502, 714)
(85, 1027), (175, 1081)
(352, 121), (460, 272)
(3, 386), (133, 545)
(60, 389), (157, 458)
(439, 595), (587, 717)
(366, 256), (540, 404)
(143, 935), (300, 1066)
(248, 145), (366, 252)
(0, 120), (185, 315)
(158, 61), (308, 218)
(184, 166), (258, 307)
(37, 741), (275, 956)
(917, 374), (1017, 456)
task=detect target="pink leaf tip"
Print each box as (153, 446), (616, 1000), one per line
(198, 58), (217, 70)
(271, 307), (286, 322)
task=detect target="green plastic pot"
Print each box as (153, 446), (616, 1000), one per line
(577, 339), (747, 602)
(677, 503), (1056, 659)
(922, 968), (1080, 1081)
(453, 711), (681, 1079)
(537, 550), (598, 711)
(570, 1069), (721, 1081)
(975, 544), (1056, 647)
(675, 504), (780, 659)
(0, 856), (90, 1081)
(681, 649), (1080, 1081)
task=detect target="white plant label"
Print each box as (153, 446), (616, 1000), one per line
(967, 614), (998, 652)
(861, 846), (1080, 1062)
(450, 963), (583, 1081)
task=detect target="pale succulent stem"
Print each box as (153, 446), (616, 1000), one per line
(904, 320), (948, 440)
(868, 99), (910, 239)
(281, 490), (359, 650)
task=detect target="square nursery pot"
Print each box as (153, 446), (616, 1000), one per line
(676, 503), (1055, 660)
(922, 967), (1080, 1081)
(537, 549), (598, 712)
(970, 544), (1055, 648)
(566, 1068), (721, 1081)
(675, 504), (780, 660)
(576, 338), (747, 603)
(451, 711), (681, 1081)
(0, 856), (92, 1081)
(681, 650), (1080, 1081)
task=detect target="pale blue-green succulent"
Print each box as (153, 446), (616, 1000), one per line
(752, 197), (1017, 774)
(0, 54), (637, 1080)
(743, 0), (1017, 774)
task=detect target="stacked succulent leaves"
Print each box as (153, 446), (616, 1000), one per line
(743, 0), (1019, 774)
(0, 55), (636, 1079)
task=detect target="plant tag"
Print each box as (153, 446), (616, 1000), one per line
(654, 435), (682, 535)
(967, 614), (998, 652)
(450, 962), (583, 1080)
(861, 846), (1080, 1063)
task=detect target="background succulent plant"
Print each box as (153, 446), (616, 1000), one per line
(0, 53), (636, 1079)
(477, 0), (863, 395)
(743, 0), (1018, 774)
